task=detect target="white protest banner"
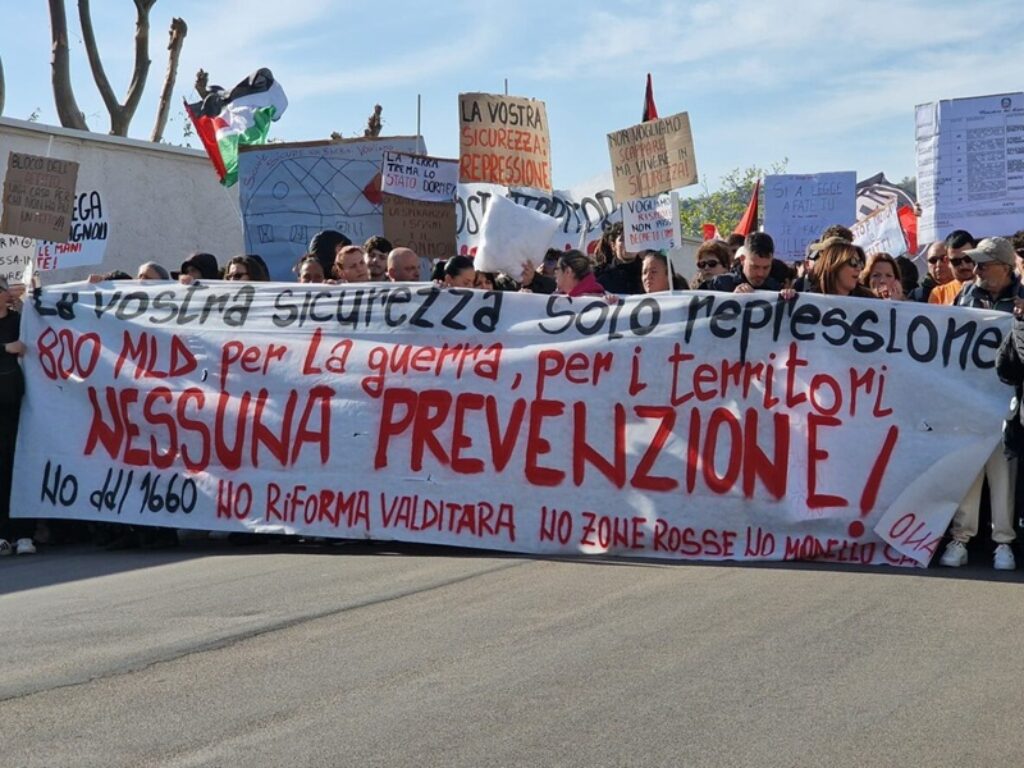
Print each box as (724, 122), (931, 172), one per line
(34, 188), (109, 271)
(622, 192), (679, 251)
(607, 112), (698, 202)
(381, 151), (459, 203)
(474, 191), (562, 274)
(850, 200), (908, 257)
(764, 172), (857, 262)
(457, 183), (620, 259)
(13, 285), (1011, 568)
(916, 92), (1024, 243)
(238, 136), (426, 280)
(0, 152), (79, 241)
(0, 233), (35, 285)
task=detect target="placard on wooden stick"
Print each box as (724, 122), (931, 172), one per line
(0, 152), (79, 241)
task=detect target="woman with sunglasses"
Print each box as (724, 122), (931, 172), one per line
(224, 254), (269, 281)
(692, 241), (731, 289)
(812, 239), (874, 298)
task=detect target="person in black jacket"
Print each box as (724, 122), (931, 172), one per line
(707, 232), (781, 293)
(0, 277), (32, 555)
(595, 224), (643, 295)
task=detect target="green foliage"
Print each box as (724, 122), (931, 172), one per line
(678, 160), (788, 239)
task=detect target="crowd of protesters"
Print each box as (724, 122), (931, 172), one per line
(3, 222), (1024, 569)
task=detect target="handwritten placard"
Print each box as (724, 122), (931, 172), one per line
(850, 200), (908, 257)
(764, 172), (857, 262)
(383, 192), (457, 260)
(382, 151), (459, 204)
(0, 152), (79, 241)
(622, 192), (679, 251)
(458, 93), (552, 192)
(607, 112), (697, 203)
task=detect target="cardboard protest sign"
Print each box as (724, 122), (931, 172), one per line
(607, 112), (697, 203)
(238, 136), (426, 280)
(35, 188), (109, 271)
(382, 151), (458, 203)
(916, 92), (1024, 243)
(458, 183), (620, 258)
(850, 200), (908, 257)
(459, 93), (552, 192)
(622, 192), (680, 251)
(0, 233), (36, 285)
(474, 191), (561, 275)
(382, 192), (457, 261)
(0, 152), (79, 241)
(14, 285), (1009, 568)
(764, 172), (857, 262)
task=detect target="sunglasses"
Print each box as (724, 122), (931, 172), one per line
(950, 256), (974, 267)
(696, 260), (720, 269)
(225, 271), (248, 280)
(927, 255), (948, 264)
(845, 258), (865, 270)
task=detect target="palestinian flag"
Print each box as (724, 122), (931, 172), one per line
(185, 68), (287, 186)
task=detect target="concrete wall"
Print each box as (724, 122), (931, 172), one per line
(0, 117), (243, 284)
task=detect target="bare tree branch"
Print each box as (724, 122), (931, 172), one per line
(0, 57), (5, 116)
(48, 0), (88, 130)
(150, 17), (187, 142)
(78, 0), (156, 135)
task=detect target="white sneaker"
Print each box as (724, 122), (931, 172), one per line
(940, 540), (968, 567)
(994, 544), (1016, 571)
(14, 538), (36, 555)
(0, 539), (11, 556)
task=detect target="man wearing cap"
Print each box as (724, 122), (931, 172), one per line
(939, 237), (1023, 569)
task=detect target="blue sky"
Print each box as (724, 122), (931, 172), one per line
(4, 0), (1023, 197)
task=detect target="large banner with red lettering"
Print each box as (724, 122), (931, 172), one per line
(12, 284), (1012, 567)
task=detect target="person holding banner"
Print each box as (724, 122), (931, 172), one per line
(859, 253), (905, 300)
(387, 248), (422, 283)
(641, 251), (687, 293)
(333, 246), (371, 284)
(708, 233), (781, 293)
(294, 254), (326, 284)
(807, 238), (874, 298)
(555, 250), (606, 297)
(0, 276), (33, 556)
(692, 241), (732, 289)
(363, 236), (393, 282)
(940, 237), (1022, 570)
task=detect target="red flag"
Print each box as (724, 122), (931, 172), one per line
(642, 73), (659, 122)
(897, 205), (918, 254)
(733, 179), (760, 237)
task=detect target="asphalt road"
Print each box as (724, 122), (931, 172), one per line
(2, 540), (1024, 768)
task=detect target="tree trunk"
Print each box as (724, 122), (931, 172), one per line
(0, 57), (5, 116)
(150, 17), (187, 142)
(78, 0), (156, 136)
(48, 0), (88, 130)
